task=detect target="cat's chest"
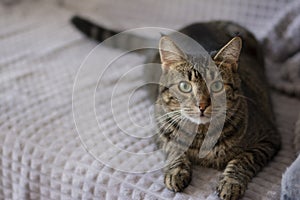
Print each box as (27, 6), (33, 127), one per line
(187, 132), (243, 169)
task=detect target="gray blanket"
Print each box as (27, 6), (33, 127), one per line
(1, 1), (300, 200)
(263, 1), (300, 199)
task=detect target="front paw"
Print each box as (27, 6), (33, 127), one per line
(217, 176), (245, 200)
(164, 167), (192, 192)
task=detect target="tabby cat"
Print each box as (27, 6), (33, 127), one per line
(72, 16), (281, 200)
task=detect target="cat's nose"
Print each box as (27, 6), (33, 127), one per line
(199, 102), (207, 113)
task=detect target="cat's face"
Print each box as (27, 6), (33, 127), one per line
(158, 36), (242, 125)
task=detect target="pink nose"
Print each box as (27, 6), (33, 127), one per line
(199, 102), (207, 112)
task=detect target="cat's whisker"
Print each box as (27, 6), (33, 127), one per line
(158, 112), (181, 124)
(173, 117), (188, 138)
(157, 114), (181, 126)
(159, 115), (182, 135)
(156, 110), (181, 118)
(156, 110), (181, 121)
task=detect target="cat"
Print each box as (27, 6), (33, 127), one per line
(71, 16), (281, 200)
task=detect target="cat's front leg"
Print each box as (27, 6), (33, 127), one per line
(217, 174), (246, 200)
(217, 153), (253, 200)
(164, 153), (192, 192)
(217, 141), (279, 200)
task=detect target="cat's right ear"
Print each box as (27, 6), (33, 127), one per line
(213, 37), (242, 64)
(159, 36), (186, 71)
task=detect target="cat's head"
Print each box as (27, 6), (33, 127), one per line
(158, 36), (242, 125)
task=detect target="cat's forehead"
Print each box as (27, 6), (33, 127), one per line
(188, 54), (210, 67)
(188, 54), (214, 69)
(183, 55), (220, 81)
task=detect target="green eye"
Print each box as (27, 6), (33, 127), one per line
(178, 81), (192, 93)
(211, 81), (224, 93)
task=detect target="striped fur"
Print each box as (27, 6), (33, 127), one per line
(155, 23), (280, 200)
(71, 17), (281, 200)
(71, 16), (118, 42)
(71, 15), (156, 54)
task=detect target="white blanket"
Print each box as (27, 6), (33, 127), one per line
(1, 1), (300, 200)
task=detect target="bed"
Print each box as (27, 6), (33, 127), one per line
(1, 0), (299, 199)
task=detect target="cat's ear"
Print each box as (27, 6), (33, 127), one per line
(159, 36), (186, 71)
(214, 37), (242, 68)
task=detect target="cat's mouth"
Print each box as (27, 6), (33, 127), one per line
(183, 112), (211, 125)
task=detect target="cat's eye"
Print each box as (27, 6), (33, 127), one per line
(210, 81), (224, 93)
(178, 81), (192, 93)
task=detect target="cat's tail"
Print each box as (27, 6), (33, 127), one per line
(71, 15), (118, 42)
(70, 15), (158, 53)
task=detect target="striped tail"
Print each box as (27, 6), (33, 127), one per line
(71, 15), (118, 42)
(70, 15), (157, 54)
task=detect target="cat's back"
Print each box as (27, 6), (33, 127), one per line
(179, 21), (264, 71)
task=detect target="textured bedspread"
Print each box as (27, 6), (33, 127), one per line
(1, 1), (300, 200)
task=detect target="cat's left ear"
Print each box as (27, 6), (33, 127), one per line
(214, 37), (242, 70)
(159, 36), (187, 71)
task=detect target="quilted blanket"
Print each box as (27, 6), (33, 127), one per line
(1, 1), (300, 200)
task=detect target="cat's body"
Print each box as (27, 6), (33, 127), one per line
(155, 24), (280, 199)
(72, 16), (281, 200)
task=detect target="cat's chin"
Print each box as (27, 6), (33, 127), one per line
(184, 114), (211, 125)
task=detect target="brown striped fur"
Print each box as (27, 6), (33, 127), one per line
(155, 22), (280, 200)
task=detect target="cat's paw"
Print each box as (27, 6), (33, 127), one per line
(164, 167), (192, 192)
(217, 176), (245, 200)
